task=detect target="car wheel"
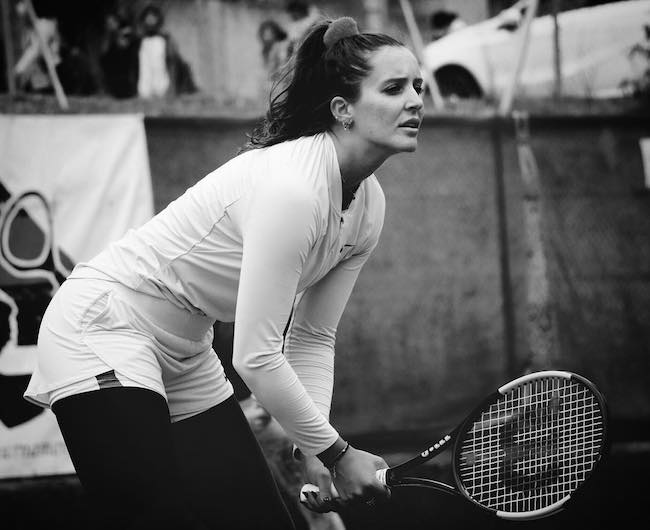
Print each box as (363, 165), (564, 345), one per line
(433, 66), (483, 99)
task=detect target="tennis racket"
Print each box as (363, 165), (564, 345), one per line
(300, 370), (607, 520)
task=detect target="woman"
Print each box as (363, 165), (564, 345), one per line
(258, 19), (290, 81)
(136, 3), (173, 99)
(25, 16), (424, 529)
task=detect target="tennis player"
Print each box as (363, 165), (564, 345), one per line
(25, 16), (424, 529)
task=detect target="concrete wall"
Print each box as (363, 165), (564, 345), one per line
(144, 114), (650, 440)
(529, 117), (650, 421)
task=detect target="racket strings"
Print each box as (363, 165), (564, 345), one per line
(457, 377), (605, 514)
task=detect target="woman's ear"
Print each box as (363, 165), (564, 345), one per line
(330, 96), (353, 126)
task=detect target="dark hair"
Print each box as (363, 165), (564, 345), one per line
(258, 19), (288, 43)
(139, 3), (164, 28)
(430, 10), (458, 30)
(286, 1), (309, 19)
(244, 19), (403, 151)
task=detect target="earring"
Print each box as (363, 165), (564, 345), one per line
(342, 118), (353, 130)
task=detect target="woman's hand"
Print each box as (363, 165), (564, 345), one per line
(300, 445), (390, 513)
(330, 446), (390, 506)
(300, 455), (339, 513)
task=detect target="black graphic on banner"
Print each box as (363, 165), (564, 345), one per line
(0, 182), (74, 427)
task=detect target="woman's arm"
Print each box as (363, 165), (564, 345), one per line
(285, 251), (392, 511)
(284, 251), (371, 420)
(232, 180), (340, 456)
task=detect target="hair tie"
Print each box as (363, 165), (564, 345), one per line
(323, 17), (359, 50)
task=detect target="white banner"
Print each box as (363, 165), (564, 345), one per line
(0, 114), (154, 478)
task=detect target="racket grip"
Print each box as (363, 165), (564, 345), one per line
(375, 468), (388, 485)
(299, 469), (389, 502)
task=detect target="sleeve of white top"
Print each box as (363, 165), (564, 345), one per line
(233, 179), (340, 456)
(284, 251), (371, 422)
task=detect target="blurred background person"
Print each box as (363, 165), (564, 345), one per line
(258, 19), (290, 82)
(100, 9), (139, 99)
(55, 38), (98, 96)
(624, 23), (650, 99)
(13, 0), (61, 93)
(136, 3), (197, 100)
(137, 3), (172, 99)
(285, 0), (321, 56)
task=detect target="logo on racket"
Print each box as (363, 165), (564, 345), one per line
(421, 434), (451, 458)
(498, 390), (562, 493)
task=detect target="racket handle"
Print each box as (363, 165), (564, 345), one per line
(375, 468), (388, 485)
(299, 468), (389, 502)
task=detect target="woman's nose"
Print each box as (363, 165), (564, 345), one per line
(406, 89), (424, 110)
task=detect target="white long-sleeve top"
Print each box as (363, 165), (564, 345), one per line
(72, 132), (385, 455)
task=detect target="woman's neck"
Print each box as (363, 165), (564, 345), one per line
(330, 130), (389, 195)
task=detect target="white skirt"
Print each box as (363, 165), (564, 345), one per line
(24, 274), (234, 422)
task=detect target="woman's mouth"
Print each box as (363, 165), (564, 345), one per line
(399, 118), (421, 129)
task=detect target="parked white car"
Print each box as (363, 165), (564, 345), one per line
(422, 0), (650, 99)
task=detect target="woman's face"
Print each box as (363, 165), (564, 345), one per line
(349, 46), (424, 155)
(260, 26), (277, 45)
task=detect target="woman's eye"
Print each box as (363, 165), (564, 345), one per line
(384, 85), (402, 94)
(414, 83), (423, 95)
